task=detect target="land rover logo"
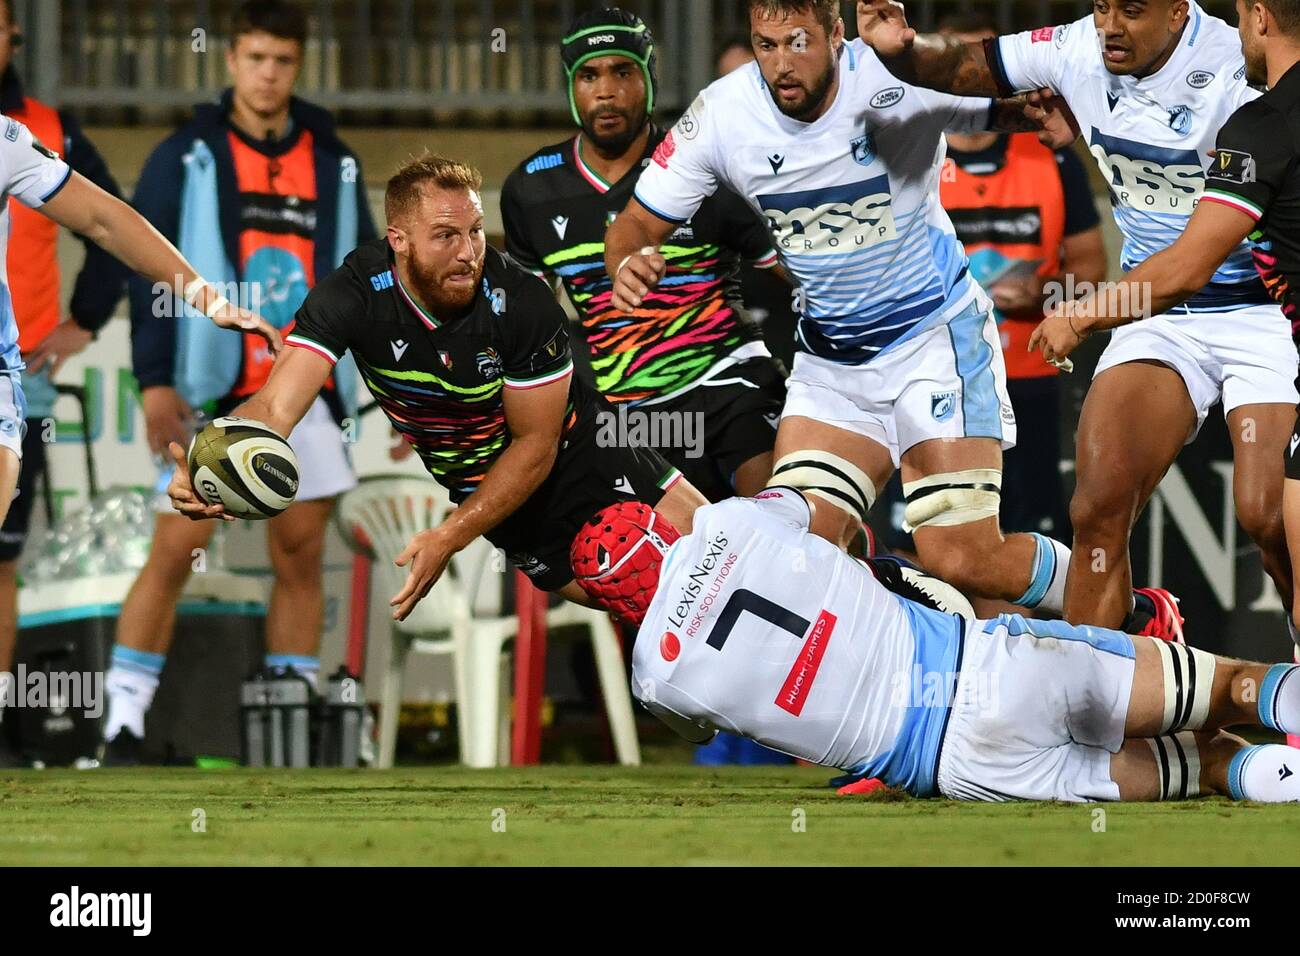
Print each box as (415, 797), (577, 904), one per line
(870, 86), (904, 109)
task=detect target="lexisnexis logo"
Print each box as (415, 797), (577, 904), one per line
(757, 176), (896, 256)
(1087, 128), (1204, 213)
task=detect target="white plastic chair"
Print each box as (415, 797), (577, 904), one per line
(337, 475), (640, 768)
(337, 476), (511, 769)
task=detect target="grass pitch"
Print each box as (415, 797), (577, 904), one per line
(2, 765), (1297, 866)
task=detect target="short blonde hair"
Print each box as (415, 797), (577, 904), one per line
(385, 153), (484, 224)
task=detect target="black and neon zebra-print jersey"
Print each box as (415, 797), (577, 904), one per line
(502, 128), (778, 406)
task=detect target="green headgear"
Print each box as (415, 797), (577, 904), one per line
(561, 8), (658, 125)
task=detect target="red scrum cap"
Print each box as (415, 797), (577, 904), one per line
(571, 501), (680, 626)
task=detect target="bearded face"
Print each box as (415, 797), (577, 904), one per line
(389, 186), (488, 318)
(405, 236), (484, 314)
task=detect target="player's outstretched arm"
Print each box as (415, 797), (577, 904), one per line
(856, 0), (1001, 95)
(605, 198), (678, 313)
(1028, 201), (1254, 365)
(988, 91), (1079, 148)
(388, 375), (570, 621)
(166, 346), (329, 522)
(40, 172), (282, 353)
(230, 344), (330, 437)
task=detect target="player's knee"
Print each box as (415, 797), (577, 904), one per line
(1069, 480), (1140, 539)
(1234, 489), (1284, 548)
(901, 469), (1001, 537)
(0, 557), (17, 583)
(269, 530), (326, 585)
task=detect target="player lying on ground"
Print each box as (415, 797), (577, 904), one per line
(854, 0), (1297, 642)
(0, 115), (281, 528)
(603, 0), (1190, 640)
(572, 489), (1300, 802)
(165, 153), (706, 620)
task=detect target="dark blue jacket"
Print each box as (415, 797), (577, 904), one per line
(129, 89), (377, 391)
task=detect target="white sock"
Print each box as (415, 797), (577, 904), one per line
(1015, 533), (1071, 613)
(104, 666), (160, 740)
(1040, 537), (1071, 614)
(1228, 744), (1300, 802)
(265, 654), (320, 692)
(1258, 663), (1300, 735)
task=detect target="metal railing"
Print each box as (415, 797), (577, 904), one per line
(13, 0), (1238, 124)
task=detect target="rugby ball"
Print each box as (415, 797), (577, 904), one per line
(187, 417), (299, 520)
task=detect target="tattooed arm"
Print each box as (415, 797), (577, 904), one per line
(856, 0), (1007, 96)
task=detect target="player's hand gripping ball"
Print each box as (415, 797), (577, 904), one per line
(187, 417), (299, 520)
(572, 501), (680, 626)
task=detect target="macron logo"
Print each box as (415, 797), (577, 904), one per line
(391, 339), (409, 362)
(1290, 433), (1299, 459)
(613, 475), (633, 495)
(551, 215), (569, 239)
(767, 153), (785, 175)
(50, 886), (152, 936)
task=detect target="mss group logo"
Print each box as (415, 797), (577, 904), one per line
(757, 175), (897, 257)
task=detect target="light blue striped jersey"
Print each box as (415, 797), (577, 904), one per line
(633, 490), (964, 797)
(634, 39), (994, 364)
(990, 3), (1271, 312)
(0, 113), (72, 375)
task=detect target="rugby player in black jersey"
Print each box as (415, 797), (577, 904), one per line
(166, 153), (706, 620)
(501, 7), (789, 501)
(1027, 0), (1300, 655)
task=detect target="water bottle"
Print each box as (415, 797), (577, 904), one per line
(264, 667), (311, 768)
(240, 671), (269, 767)
(315, 667), (366, 768)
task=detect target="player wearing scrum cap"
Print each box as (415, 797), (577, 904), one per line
(572, 492), (1300, 804)
(501, 8), (787, 502)
(602, 0), (1191, 639)
(166, 154), (707, 623)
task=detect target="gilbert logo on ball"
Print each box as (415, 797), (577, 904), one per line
(187, 417), (300, 520)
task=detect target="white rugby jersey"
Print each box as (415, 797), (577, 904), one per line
(632, 488), (965, 796)
(990, 3), (1269, 311)
(0, 114), (71, 374)
(633, 39), (994, 364)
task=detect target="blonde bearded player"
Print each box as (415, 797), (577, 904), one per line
(572, 492), (1300, 804)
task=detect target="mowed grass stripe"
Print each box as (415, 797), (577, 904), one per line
(0, 766), (1294, 866)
